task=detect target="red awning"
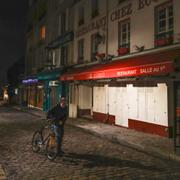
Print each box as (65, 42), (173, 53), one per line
(60, 49), (179, 81)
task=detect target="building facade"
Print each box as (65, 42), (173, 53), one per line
(24, 0), (180, 152)
(38, 0), (75, 111)
(23, 0), (47, 109)
(24, 0), (75, 111)
(61, 0), (180, 143)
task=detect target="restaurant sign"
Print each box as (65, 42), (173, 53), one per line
(61, 61), (173, 81)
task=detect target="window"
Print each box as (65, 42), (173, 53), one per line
(92, 0), (99, 18)
(61, 46), (68, 66)
(78, 6), (84, 26)
(155, 2), (173, 47)
(61, 12), (66, 34)
(40, 25), (46, 40)
(78, 39), (84, 63)
(37, 88), (43, 104)
(118, 19), (130, 55)
(91, 33), (99, 61)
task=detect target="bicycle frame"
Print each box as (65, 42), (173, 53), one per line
(41, 125), (56, 146)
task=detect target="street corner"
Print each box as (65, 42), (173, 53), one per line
(0, 165), (7, 180)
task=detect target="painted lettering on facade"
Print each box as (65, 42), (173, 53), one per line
(111, 3), (132, 22)
(110, 0), (159, 23)
(75, 0), (159, 38)
(138, 0), (158, 10)
(76, 16), (106, 38)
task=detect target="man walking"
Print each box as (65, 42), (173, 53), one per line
(47, 97), (68, 155)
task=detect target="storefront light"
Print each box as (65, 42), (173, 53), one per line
(15, 88), (18, 95)
(38, 85), (43, 88)
(22, 79), (38, 84)
(49, 81), (59, 86)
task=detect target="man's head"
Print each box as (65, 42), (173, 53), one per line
(60, 97), (66, 107)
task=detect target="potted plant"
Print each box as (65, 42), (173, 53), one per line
(118, 47), (129, 55)
(96, 52), (105, 59)
(155, 35), (173, 47)
(155, 38), (167, 47)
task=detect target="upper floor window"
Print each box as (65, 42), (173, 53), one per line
(118, 19), (130, 56)
(78, 39), (84, 63)
(61, 12), (66, 34)
(78, 6), (84, 26)
(61, 46), (68, 66)
(92, 0), (99, 18)
(40, 25), (46, 40)
(155, 2), (173, 47)
(91, 33), (99, 61)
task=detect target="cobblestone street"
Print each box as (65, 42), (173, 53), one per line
(0, 106), (180, 180)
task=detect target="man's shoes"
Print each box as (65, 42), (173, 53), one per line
(57, 150), (65, 156)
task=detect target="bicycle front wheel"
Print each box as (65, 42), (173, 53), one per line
(46, 135), (57, 160)
(32, 131), (43, 153)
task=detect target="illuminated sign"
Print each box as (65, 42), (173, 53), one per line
(60, 61), (173, 81)
(22, 79), (38, 84)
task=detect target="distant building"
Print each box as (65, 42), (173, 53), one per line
(24, 0), (75, 111)
(24, 0), (48, 109)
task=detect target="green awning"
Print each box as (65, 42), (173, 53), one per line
(37, 69), (61, 81)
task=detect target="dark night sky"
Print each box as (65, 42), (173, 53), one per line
(0, 0), (28, 84)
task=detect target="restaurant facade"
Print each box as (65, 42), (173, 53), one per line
(60, 0), (180, 139)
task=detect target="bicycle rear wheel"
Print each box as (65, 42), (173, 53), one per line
(32, 131), (43, 153)
(46, 135), (57, 160)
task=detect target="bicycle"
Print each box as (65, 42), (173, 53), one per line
(32, 118), (58, 160)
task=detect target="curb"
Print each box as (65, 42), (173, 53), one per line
(0, 165), (6, 180)
(12, 106), (44, 118)
(68, 123), (180, 163)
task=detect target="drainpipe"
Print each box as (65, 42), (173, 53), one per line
(105, 0), (109, 59)
(106, 0), (109, 123)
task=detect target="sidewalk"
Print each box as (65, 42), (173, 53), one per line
(13, 105), (180, 162)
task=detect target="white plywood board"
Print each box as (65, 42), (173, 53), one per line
(93, 86), (106, 113)
(127, 84), (138, 120)
(154, 84), (168, 126)
(108, 87), (117, 115)
(115, 87), (128, 127)
(79, 85), (92, 109)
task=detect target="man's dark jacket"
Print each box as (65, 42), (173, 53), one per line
(47, 104), (68, 126)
